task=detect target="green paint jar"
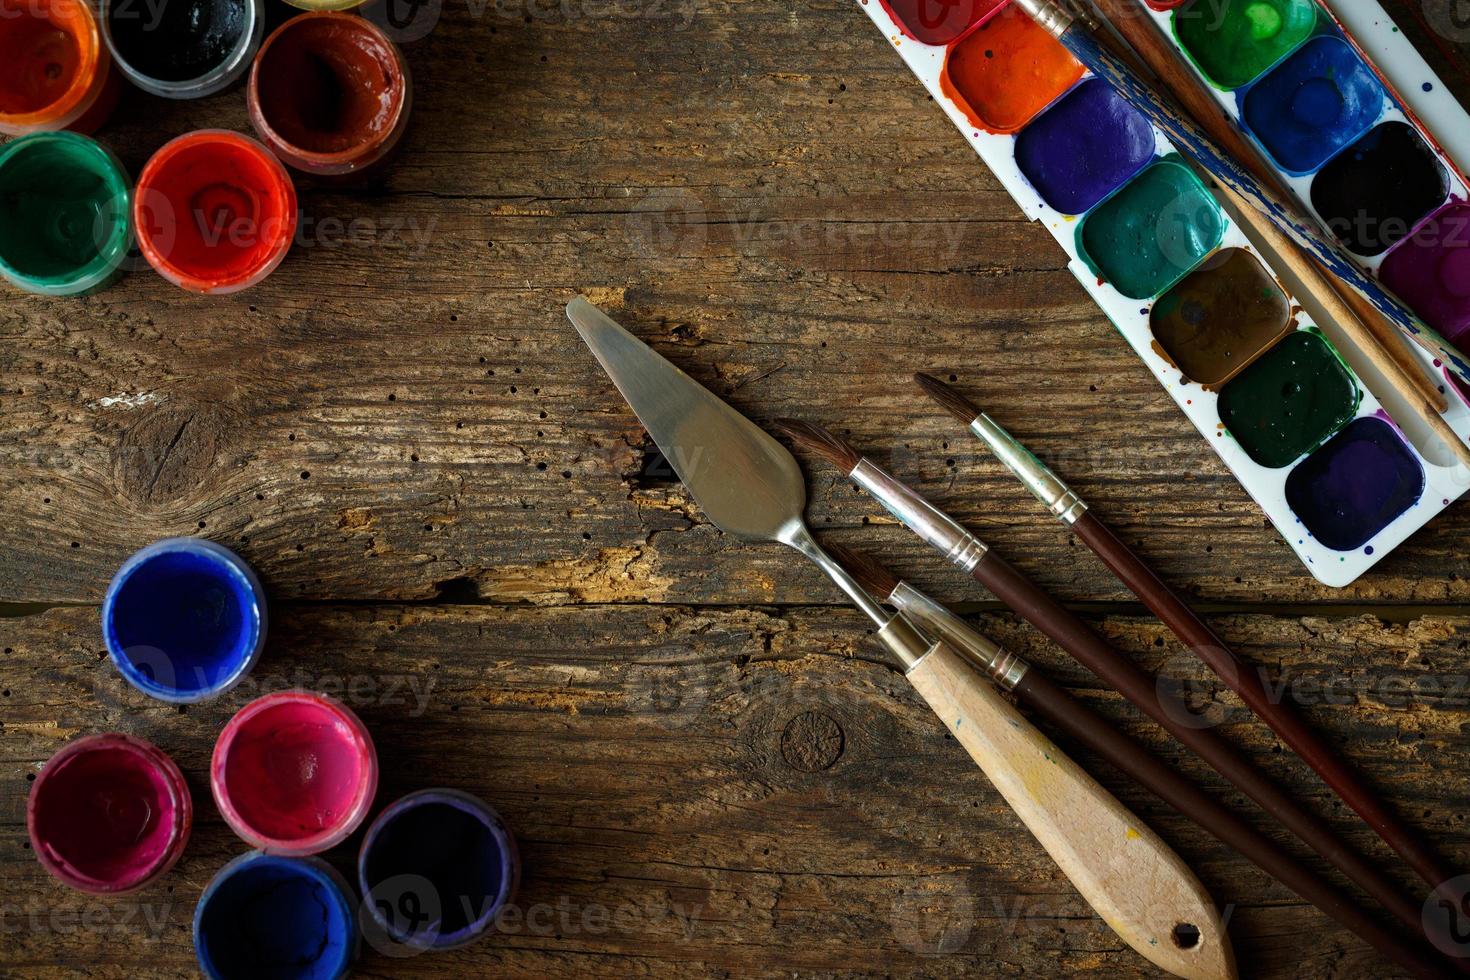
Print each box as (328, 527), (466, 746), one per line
(0, 131), (131, 295)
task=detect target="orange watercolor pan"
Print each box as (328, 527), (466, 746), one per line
(940, 2), (1084, 135)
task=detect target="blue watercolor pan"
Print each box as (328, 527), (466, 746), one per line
(1241, 35), (1385, 175)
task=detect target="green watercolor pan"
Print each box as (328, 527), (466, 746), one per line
(858, 0), (1470, 586)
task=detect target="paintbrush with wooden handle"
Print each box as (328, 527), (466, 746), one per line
(914, 370), (1469, 936)
(829, 542), (1457, 976)
(772, 417), (1457, 971)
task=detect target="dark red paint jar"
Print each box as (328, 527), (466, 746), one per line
(28, 733), (192, 894)
(247, 13), (410, 180)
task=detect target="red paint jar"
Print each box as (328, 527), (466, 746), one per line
(0, 0), (121, 136)
(134, 129), (298, 294)
(248, 13), (410, 180)
(28, 733), (192, 894)
(212, 691), (379, 856)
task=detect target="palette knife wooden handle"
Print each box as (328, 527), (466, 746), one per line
(906, 641), (1237, 980)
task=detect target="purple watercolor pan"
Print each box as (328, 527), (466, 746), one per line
(1014, 77), (1156, 215)
(1285, 416), (1426, 552)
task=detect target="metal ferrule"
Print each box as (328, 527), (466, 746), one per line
(892, 582), (1030, 690)
(850, 458), (989, 573)
(969, 415), (1088, 526)
(1012, 0), (1075, 38)
(878, 612), (935, 670)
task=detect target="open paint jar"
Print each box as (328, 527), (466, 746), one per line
(102, 0), (263, 100)
(0, 132), (131, 296)
(212, 691), (378, 855)
(0, 0), (120, 135)
(248, 13), (411, 179)
(103, 538), (267, 702)
(28, 733), (192, 894)
(134, 130), (297, 294)
(358, 788), (519, 950)
(194, 852), (358, 980)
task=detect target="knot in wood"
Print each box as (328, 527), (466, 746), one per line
(112, 402), (233, 506)
(779, 709), (844, 772)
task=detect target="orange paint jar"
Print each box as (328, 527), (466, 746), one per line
(0, 0), (121, 135)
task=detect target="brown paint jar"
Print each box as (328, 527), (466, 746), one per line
(247, 12), (410, 180)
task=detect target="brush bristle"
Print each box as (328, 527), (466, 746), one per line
(914, 373), (981, 427)
(824, 543), (900, 601)
(771, 419), (862, 473)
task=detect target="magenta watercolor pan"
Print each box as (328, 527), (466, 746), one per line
(856, 0), (1470, 585)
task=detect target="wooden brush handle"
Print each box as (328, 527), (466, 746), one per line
(906, 640), (1237, 980)
(1071, 511), (1464, 896)
(971, 549), (1441, 944)
(1013, 667), (1454, 978)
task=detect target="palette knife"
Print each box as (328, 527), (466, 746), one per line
(567, 297), (1236, 980)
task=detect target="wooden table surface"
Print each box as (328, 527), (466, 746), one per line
(5, 1), (1470, 976)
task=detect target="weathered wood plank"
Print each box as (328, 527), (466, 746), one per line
(1, 604), (1466, 978)
(3, 1), (1469, 607)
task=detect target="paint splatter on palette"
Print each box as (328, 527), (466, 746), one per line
(861, 0), (1470, 586)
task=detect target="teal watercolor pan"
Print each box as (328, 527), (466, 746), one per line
(857, 0), (1470, 585)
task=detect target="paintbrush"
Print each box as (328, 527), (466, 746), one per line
(772, 417), (1455, 964)
(569, 299), (1235, 980)
(1081, 0), (1468, 470)
(828, 542), (1456, 977)
(915, 371), (1470, 924)
(1006, 0), (1470, 389)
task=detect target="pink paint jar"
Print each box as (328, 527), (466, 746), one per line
(212, 691), (378, 855)
(28, 733), (192, 894)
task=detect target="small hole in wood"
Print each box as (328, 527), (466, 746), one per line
(1171, 923), (1201, 950)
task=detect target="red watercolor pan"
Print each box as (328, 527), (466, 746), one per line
(134, 129), (297, 294)
(28, 733), (192, 894)
(248, 12), (411, 179)
(212, 691), (378, 856)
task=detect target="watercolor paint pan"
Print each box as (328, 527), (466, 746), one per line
(856, 0), (1470, 586)
(1147, 0), (1470, 369)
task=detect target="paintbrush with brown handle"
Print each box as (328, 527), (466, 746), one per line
(829, 542), (1456, 975)
(773, 417), (1457, 970)
(915, 370), (1470, 938)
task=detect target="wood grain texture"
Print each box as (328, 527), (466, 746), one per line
(1, 0), (1469, 977)
(2, 604), (1469, 979)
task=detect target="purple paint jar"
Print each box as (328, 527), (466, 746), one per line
(357, 788), (519, 951)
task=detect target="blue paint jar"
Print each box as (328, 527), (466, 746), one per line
(194, 852), (358, 980)
(103, 538), (266, 703)
(358, 788), (520, 951)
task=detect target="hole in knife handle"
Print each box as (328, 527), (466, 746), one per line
(1172, 922), (1202, 950)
